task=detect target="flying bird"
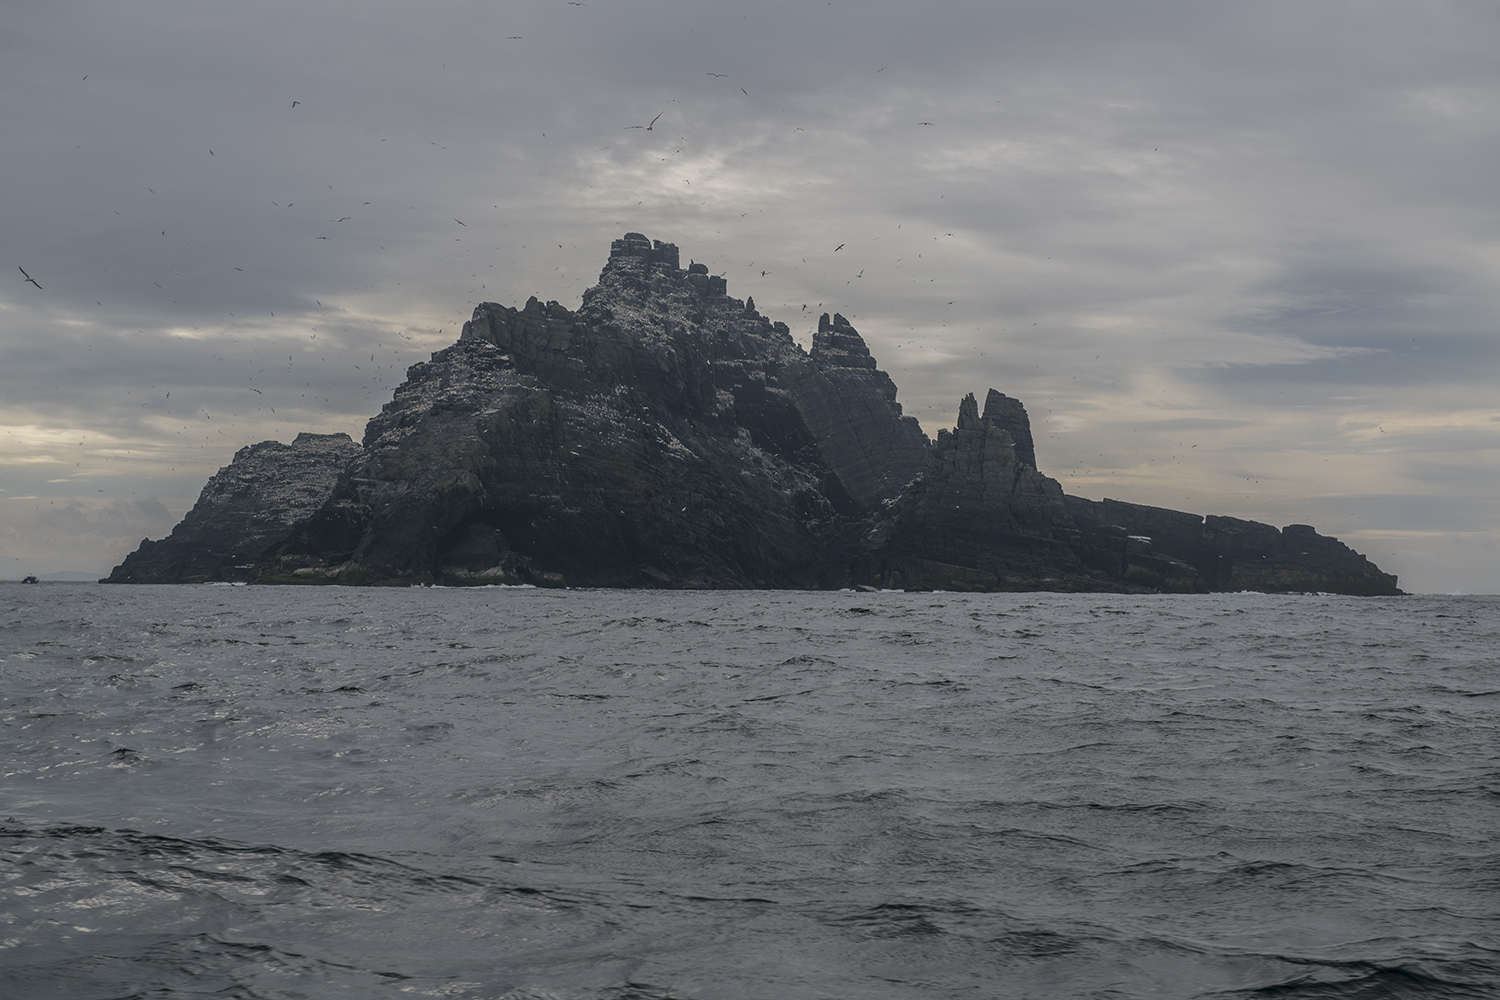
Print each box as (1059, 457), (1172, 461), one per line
(918, 121), (934, 126)
(334, 217), (351, 222)
(834, 244), (845, 252)
(454, 218), (466, 226)
(19, 267), (41, 289)
(292, 101), (300, 107)
(708, 73), (727, 77)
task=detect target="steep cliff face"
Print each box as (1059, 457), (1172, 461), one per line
(864, 389), (1206, 592)
(264, 233), (926, 587)
(784, 312), (929, 509)
(869, 391), (1087, 590)
(103, 232), (1402, 595)
(103, 433), (360, 583)
(975, 390), (1037, 470)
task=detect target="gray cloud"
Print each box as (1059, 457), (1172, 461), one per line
(3, 1), (1498, 589)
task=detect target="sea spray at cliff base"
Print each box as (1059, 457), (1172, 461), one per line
(104, 233), (1399, 595)
(2, 584), (1495, 998)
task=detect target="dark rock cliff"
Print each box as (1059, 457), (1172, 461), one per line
(867, 390), (1093, 591)
(104, 233), (1402, 595)
(1064, 496), (1401, 595)
(239, 233), (928, 588)
(103, 433), (360, 583)
(787, 312), (929, 509)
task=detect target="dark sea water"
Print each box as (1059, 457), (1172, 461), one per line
(2, 584), (1496, 1000)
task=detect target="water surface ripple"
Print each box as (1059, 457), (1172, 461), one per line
(2, 585), (1496, 998)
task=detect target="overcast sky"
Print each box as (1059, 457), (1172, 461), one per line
(3, 1), (1497, 592)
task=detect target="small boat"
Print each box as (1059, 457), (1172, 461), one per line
(21, 575), (40, 584)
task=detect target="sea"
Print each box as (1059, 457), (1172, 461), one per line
(2, 583), (1495, 1000)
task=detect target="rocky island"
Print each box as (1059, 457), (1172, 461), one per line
(105, 233), (1402, 595)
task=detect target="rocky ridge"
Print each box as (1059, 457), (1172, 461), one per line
(105, 233), (1402, 595)
(104, 433), (360, 584)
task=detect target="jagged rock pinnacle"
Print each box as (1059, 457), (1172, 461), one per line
(103, 232), (1401, 595)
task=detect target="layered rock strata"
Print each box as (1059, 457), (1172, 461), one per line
(1064, 496), (1401, 595)
(104, 233), (1402, 595)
